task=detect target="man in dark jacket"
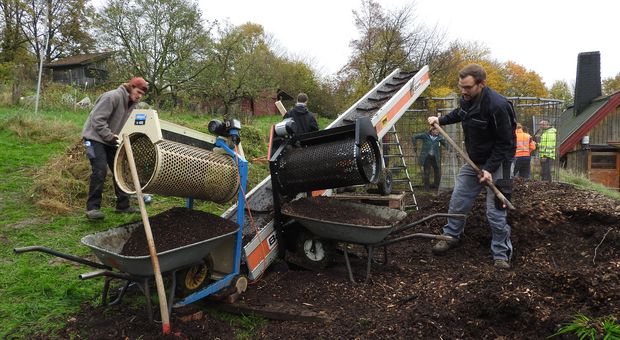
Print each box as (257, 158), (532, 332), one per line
(283, 93), (319, 135)
(82, 77), (148, 220)
(427, 64), (516, 269)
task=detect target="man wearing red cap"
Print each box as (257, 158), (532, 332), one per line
(81, 77), (148, 220)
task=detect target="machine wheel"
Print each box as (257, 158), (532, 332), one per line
(295, 229), (335, 270)
(175, 255), (213, 297)
(377, 169), (393, 195)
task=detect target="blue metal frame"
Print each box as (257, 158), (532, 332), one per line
(175, 137), (247, 306)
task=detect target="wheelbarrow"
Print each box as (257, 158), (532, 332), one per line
(281, 198), (465, 283)
(14, 209), (246, 322)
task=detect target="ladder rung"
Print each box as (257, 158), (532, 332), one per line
(392, 179), (411, 183)
(383, 154), (403, 158)
(388, 166), (407, 170)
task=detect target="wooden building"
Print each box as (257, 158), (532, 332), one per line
(43, 52), (114, 87)
(559, 51), (620, 190)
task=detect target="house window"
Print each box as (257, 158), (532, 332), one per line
(591, 154), (617, 169)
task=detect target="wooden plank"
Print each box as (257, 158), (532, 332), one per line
(208, 301), (328, 322)
(331, 193), (406, 211)
(332, 193), (405, 201)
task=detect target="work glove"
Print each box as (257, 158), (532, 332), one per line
(494, 178), (513, 210)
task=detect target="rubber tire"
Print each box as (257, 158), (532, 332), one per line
(377, 169), (393, 196)
(295, 229), (335, 270)
(175, 255), (213, 297)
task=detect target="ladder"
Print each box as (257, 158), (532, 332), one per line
(383, 125), (417, 209)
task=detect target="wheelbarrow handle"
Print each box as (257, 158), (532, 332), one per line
(14, 246), (111, 270)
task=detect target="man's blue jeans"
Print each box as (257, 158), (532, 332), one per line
(442, 164), (512, 261)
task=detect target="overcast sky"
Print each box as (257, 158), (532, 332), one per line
(199, 0), (619, 87)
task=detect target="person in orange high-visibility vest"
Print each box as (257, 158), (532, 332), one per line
(513, 123), (536, 178)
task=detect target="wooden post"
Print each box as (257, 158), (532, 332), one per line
(121, 134), (171, 334)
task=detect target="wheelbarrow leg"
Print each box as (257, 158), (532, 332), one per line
(167, 271), (177, 318)
(382, 246), (388, 265)
(103, 279), (132, 306)
(365, 246), (374, 283)
(342, 244), (356, 283)
(141, 278), (154, 323)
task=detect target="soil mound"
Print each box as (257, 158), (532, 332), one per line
(49, 178), (620, 339)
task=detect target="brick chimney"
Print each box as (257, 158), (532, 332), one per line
(574, 51), (602, 115)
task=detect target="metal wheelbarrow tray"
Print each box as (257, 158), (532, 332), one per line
(81, 217), (238, 277)
(281, 198), (462, 283)
(282, 199), (407, 245)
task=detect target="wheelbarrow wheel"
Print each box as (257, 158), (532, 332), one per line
(296, 229), (335, 270)
(175, 255), (213, 297)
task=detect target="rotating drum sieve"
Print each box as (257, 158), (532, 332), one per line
(270, 117), (381, 195)
(113, 110), (240, 203)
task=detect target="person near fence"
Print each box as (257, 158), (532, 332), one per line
(537, 120), (556, 181)
(513, 123), (536, 178)
(283, 93), (319, 135)
(81, 77), (148, 220)
(427, 64), (516, 270)
(412, 126), (444, 190)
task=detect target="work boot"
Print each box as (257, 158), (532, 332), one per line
(431, 236), (459, 255)
(115, 206), (139, 214)
(494, 259), (511, 270)
(86, 209), (105, 220)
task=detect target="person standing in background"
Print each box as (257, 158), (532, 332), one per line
(537, 120), (556, 181)
(283, 93), (319, 135)
(412, 126), (444, 190)
(513, 123), (536, 178)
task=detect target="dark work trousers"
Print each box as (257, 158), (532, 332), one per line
(540, 157), (553, 182)
(423, 155), (441, 190)
(513, 156), (531, 179)
(85, 140), (130, 211)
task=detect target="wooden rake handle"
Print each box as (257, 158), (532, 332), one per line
(122, 134), (171, 334)
(431, 123), (515, 210)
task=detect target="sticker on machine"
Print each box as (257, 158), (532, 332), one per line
(266, 231), (277, 250)
(134, 113), (147, 125)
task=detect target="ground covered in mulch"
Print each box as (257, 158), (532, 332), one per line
(44, 178), (620, 339)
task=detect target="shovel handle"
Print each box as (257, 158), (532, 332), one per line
(122, 134), (171, 334)
(431, 123), (515, 210)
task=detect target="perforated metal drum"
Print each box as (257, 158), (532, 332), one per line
(114, 133), (239, 203)
(272, 137), (380, 194)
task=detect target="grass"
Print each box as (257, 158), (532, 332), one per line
(560, 169), (620, 200)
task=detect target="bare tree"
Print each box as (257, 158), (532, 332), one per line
(20, 0), (95, 63)
(346, 0), (446, 85)
(97, 0), (211, 107)
(0, 0), (29, 62)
